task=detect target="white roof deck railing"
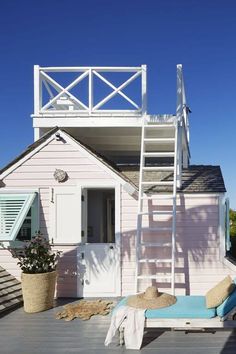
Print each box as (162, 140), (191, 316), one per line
(34, 65), (147, 116)
(176, 64), (190, 144)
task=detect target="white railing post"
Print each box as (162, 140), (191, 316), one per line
(176, 65), (183, 188)
(177, 64), (190, 144)
(176, 64), (183, 123)
(181, 72), (190, 144)
(34, 65), (41, 115)
(89, 68), (93, 114)
(141, 65), (147, 115)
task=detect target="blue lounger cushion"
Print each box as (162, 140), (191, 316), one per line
(216, 278), (236, 317)
(115, 296), (216, 319)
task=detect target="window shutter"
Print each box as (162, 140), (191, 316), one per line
(50, 187), (81, 244)
(0, 193), (37, 241)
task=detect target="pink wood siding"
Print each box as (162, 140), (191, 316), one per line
(0, 138), (118, 297)
(54, 245), (78, 298)
(0, 136), (235, 297)
(120, 191), (236, 296)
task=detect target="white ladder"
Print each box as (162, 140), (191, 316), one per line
(135, 119), (180, 295)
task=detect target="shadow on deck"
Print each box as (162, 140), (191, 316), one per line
(0, 298), (236, 354)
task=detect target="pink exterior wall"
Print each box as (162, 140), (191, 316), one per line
(121, 190), (236, 295)
(0, 137), (118, 298)
(0, 135), (235, 297)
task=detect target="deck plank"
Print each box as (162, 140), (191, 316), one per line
(0, 300), (236, 354)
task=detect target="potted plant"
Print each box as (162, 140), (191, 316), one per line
(11, 232), (61, 313)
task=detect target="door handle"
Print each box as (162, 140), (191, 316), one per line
(109, 245), (114, 250)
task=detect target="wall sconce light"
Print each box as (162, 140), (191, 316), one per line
(53, 169), (68, 183)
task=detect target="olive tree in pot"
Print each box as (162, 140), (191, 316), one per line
(11, 232), (61, 313)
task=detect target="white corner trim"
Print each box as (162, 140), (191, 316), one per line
(218, 194), (226, 261)
(0, 135), (56, 180)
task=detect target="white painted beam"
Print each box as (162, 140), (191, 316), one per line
(32, 115), (175, 128)
(40, 66), (142, 72)
(141, 65), (147, 115)
(34, 65), (41, 115)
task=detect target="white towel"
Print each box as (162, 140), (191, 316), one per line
(105, 305), (146, 350)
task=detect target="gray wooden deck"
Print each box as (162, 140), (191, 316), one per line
(0, 299), (236, 354)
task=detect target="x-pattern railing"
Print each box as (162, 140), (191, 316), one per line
(34, 66), (147, 115)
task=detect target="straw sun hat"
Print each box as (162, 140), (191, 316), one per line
(127, 286), (177, 309)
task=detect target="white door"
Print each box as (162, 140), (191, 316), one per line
(78, 187), (120, 297)
(79, 244), (119, 297)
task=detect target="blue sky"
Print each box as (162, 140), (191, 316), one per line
(0, 0), (236, 207)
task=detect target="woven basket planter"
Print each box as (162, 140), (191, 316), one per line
(21, 271), (57, 313)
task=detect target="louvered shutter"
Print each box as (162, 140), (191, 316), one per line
(0, 193), (36, 241)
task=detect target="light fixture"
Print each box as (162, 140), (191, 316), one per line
(53, 169), (68, 183)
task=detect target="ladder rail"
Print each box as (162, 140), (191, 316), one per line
(171, 120), (179, 295)
(135, 118), (179, 295)
(135, 117), (146, 293)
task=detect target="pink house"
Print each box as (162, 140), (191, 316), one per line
(0, 65), (235, 298)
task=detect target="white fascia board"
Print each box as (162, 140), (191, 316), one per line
(223, 257), (236, 272)
(33, 117), (143, 128)
(0, 135), (56, 180)
(59, 130), (137, 192)
(123, 182), (137, 197)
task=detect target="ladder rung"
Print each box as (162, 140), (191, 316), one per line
(138, 258), (172, 263)
(140, 242), (172, 247)
(143, 152), (175, 157)
(140, 227), (172, 232)
(143, 138), (175, 143)
(138, 210), (173, 215)
(141, 181), (173, 186)
(137, 275), (172, 280)
(142, 166), (174, 171)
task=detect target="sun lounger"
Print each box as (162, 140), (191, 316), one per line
(115, 290), (236, 345)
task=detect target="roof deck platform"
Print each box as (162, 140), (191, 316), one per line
(32, 64), (190, 163)
(1, 299), (236, 353)
(31, 65), (185, 124)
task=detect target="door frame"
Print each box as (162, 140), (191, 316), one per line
(77, 180), (121, 296)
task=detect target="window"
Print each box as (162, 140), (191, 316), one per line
(0, 193), (38, 242)
(86, 188), (115, 243)
(16, 209), (32, 241)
